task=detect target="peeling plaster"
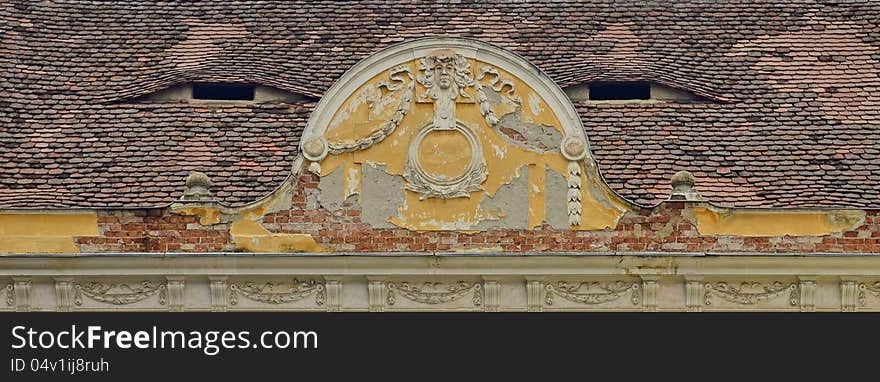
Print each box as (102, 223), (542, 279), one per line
(694, 206), (866, 237)
(362, 163), (404, 228)
(528, 92), (545, 115)
(318, 165), (345, 212)
(476, 166), (529, 230)
(545, 166), (569, 229)
(496, 107), (562, 153)
(230, 220), (326, 253)
(317, 55), (632, 231)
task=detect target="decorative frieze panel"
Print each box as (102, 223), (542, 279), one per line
(542, 279), (642, 310)
(227, 279), (326, 310)
(370, 279), (485, 311)
(702, 281), (799, 310)
(4, 256), (880, 312)
(72, 280), (167, 309)
(387, 281), (482, 306)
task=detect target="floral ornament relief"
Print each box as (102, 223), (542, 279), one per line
(404, 51), (492, 199)
(386, 281), (482, 306)
(703, 282), (798, 306)
(858, 282), (880, 306)
(544, 281), (640, 306)
(228, 279), (325, 306)
(320, 48), (580, 211)
(74, 281), (167, 306)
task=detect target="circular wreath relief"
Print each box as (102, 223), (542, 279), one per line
(404, 122), (487, 199)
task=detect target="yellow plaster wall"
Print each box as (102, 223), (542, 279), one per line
(170, 174), (329, 252)
(0, 213), (99, 254)
(693, 206), (865, 237)
(318, 57), (633, 231)
(230, 220), (327, 253)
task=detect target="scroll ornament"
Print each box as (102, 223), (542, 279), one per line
(474, 65), (518, 128)
(326, 66), (415, 155)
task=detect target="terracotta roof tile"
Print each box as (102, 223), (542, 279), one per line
(1, 1), (879, 208)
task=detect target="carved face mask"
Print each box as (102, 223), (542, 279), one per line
(434, 60), (454, 89)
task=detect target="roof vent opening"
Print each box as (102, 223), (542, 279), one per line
(192, 83), (255, 101)
(588, 82), (650, 101)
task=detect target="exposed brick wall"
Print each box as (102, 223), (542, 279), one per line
(76, 210), (233, 252)
(74, 172), (880, 253)
(259, 172), (880, 253)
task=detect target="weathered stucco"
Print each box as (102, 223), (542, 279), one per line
(495, 108), (562, 153)
(545, 166), (570, 229)
(693, 206), (866, 237)
(318, 165), (346, 212)
(230, 219), (326, 253)
(315, 53), (633, 231)
(361, 163), (404, 228)
(171, 206), (222, 225)
(0, 213), (99, 254)
(476, 166), (529, 230)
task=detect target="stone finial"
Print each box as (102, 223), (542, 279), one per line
(181, 171), (214, 202)
(669, 170), (701, 201)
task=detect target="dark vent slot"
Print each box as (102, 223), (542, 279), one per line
(193, 83), (255, 101)
(589, 83), (650, 100)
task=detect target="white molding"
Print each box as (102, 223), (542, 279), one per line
(166, 276), (185, 312)
(368, 279), (387, 312)
(482, 279), (501, 312)
(12, 277), (31, 312)
(798, 277), (816, 312)
(685, 278), (704, 312)
(641, 277), (659, 312)
(841, 279), (859, 312)
(526, 278), (544, 312)
(9, 255), (880, 276)
(54, 278), (73, 312)
(325, 279), (342, 312)
(209, 276), (227, 312)
(1, 256), (880, 311)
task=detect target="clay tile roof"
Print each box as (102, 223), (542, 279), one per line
(1, 1), (879, 209)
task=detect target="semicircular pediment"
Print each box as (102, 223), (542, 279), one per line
(300, 38), (633, 231)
